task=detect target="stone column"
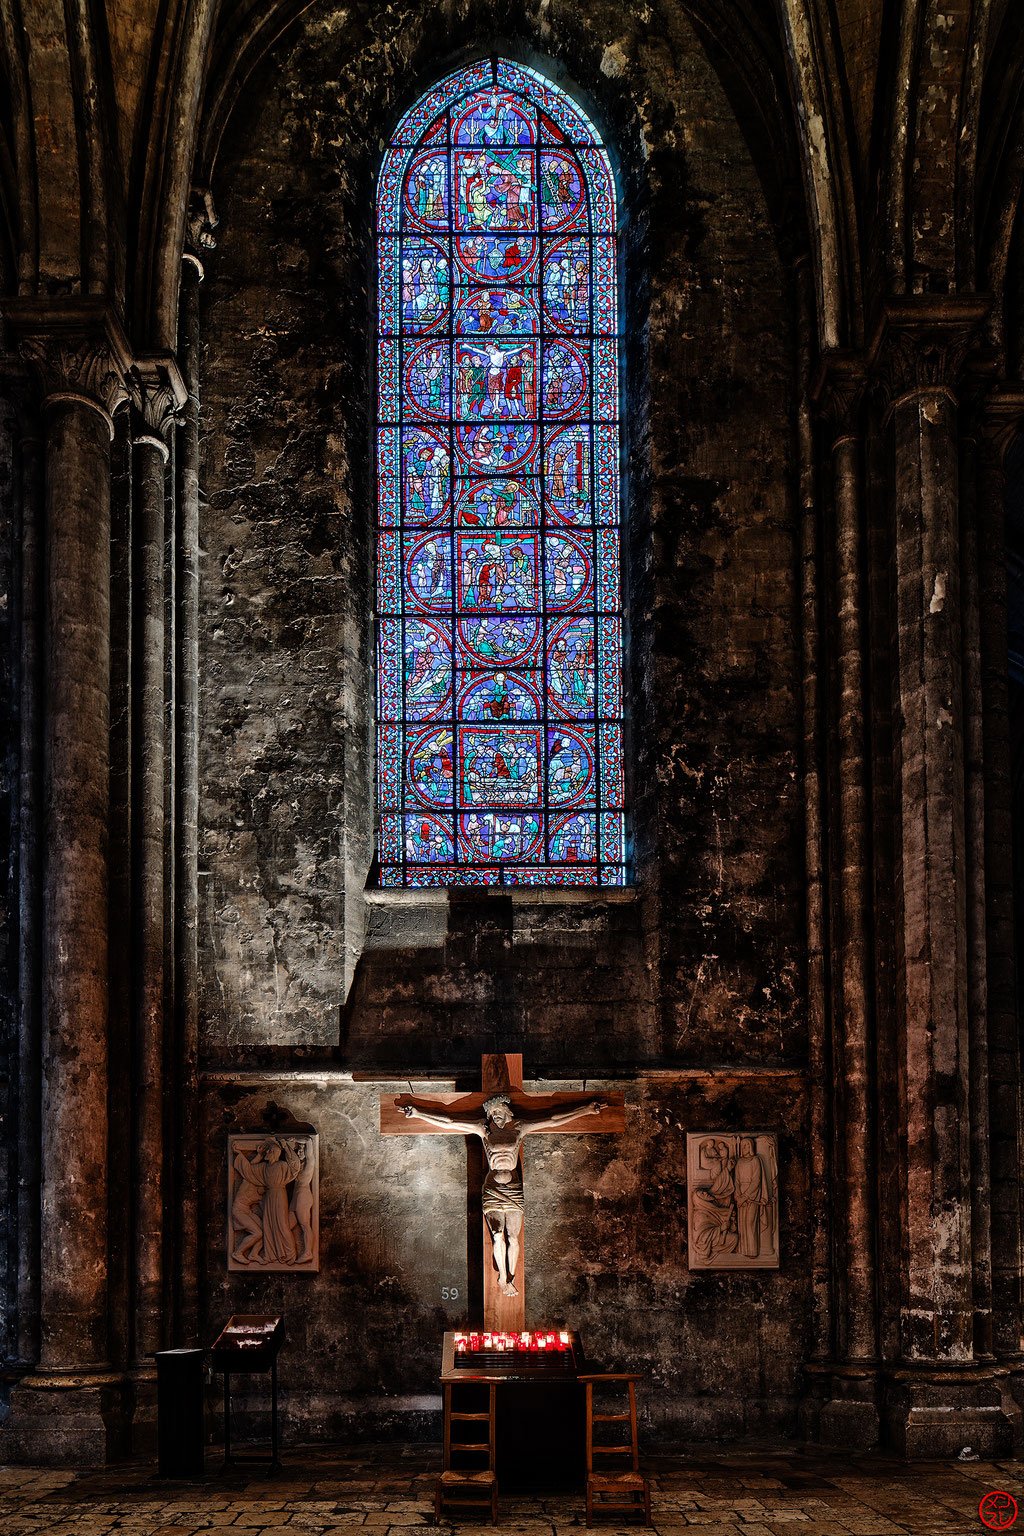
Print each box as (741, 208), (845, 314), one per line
(128, 357), (186, 1405)
(14, 410), (43, 1373)
(174, 251), (204, 1345)
(957, 391), (994, 1364)
(0, 298), (133, 1464)
(977, 390), (1024, 1394)
(871, 298), (1015, 1455)
(809, 355), (880, 1445)
(794, 267), (831, 1379)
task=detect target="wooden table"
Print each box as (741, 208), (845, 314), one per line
(439, 1329), (587, 1492)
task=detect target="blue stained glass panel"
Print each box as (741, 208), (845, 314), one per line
(376, 58), (626, 886)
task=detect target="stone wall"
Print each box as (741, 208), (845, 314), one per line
(197, 0), (807, 1443)
(201, 1073), (808, 1443)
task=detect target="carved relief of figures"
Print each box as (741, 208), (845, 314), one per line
(227, 1133), (319, 1272)
(686, 1132), (779, 1270)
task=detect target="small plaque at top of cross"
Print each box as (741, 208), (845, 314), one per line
(380, 1053), (625, 1331)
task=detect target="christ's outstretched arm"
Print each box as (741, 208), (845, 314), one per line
(521, 1099), (606, 1133)
(395, 1099), (486, 1135)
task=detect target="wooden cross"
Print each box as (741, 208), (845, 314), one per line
(380, 1053), (625, 1331)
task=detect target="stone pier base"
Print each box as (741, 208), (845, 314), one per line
(800, 1361), (881, 1450)
(882, 1364), (1021, 1458)
(2, 1372), (131, 1466)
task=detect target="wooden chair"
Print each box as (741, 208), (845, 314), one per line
(578, 1373), (651, 1527)
(435, 1380), (499, 1524)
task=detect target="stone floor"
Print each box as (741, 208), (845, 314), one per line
(0, 1444), (1020, 1536)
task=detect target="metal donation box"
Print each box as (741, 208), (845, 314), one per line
(210, 1314), (286, 1472)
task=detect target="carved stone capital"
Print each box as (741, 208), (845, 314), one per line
(811, 351), (867, 442)
(867, 297), (991, 420)
(129, 354), (188, 447)
(0, 298), (134, 434)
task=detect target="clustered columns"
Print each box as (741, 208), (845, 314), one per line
(807, 297), (1024, 1457)
(0, 289), (197, 1459)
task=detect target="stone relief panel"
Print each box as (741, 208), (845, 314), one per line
(686, 1132), (779, 1270)
(227, 1132), (319, 1272)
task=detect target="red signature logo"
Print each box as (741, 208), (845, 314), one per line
(980, 1491), (1019, 1530)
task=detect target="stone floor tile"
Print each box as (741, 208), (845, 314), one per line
(656, 1525), (742, 1536)
(694, 1500), (767, 1514)
(140, 1527), (205, 1536)
(891, 1528), (969, 1536)
(425, 1528), (503, 1536)
(358, 1516), (427, 1527)
(176, 1517), (241, 1529)
(760, 1526), (858, 1536)
(499, 1519), (557, 1528)
(162, 1504), (233, 1514)
(1, 1521), (66, 1534)
(833, 1523), (910, 1536)
(312, 1483), (379, 1494)
(563, 1527), (642, 1535)
(229, 1515), (293, 1528)
(109, 1520), (176, 1529)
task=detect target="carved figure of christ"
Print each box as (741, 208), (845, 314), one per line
(380, 1054), (625, 1331)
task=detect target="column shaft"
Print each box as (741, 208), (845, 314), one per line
(832, 432), (878, 1366)
(15, 429), (43, 1369)
(174, 257), (202, 1343)
(40, 399), (113, 1369)
(796, 284), (831, 1369)
(977, 407), (1024, 1366)
(889, 386), (972, 1362)
(959, 425), (994, 1359)
(1, 297), (134, 1464)
(131, 433), (167, 1366)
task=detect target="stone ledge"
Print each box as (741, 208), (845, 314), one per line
(364, 884), (639, 906)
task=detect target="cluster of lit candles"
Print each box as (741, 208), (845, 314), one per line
(454, 1330), (571, 1352)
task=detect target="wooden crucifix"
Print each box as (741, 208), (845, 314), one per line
(380, 1053), (625, 1331)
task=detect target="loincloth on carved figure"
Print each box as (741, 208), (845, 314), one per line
(482, 1167), (525, 1216)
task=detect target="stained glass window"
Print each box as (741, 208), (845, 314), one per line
(375, 59), (626, 887)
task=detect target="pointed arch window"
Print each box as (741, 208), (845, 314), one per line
(375, 59), (626, 886)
